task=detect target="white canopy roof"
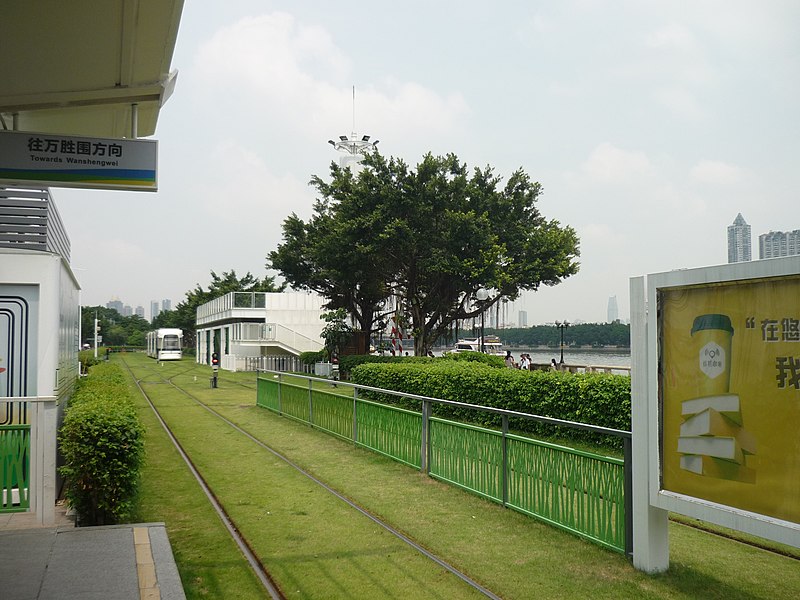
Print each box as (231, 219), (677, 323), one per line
(0, 0), (184, 139)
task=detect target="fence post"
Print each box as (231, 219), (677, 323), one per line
(420, 399), (430, 474)
(308, 378), (313, 427)
(277, 372), (282, 414)
(352, 388), (359, 445)
(623, 435), (633, 558)
(502, 414), (509, 507)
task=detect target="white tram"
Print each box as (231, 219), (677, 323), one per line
(146, 328), (183, 360)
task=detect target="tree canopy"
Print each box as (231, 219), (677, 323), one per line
(269, 152), (580, 355)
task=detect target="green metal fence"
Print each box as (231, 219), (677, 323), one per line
(1, 424), (30, 512)
(256, 372), (631, 554)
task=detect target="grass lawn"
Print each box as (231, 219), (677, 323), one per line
(120, 354), (800, 599)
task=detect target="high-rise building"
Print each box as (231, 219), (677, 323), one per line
(135, 305), (145, 318)
(607, 296), (619, 323)
(727, 213), (752, 263)
(162, 299), (171, 312)
(122, 305), (133, 317)
(106, 298), (124, 314)
(518, 310), (528, 328)
(759, 230), (800, 259)
(150, 300), (160, 322)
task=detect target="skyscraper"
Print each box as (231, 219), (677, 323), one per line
(150, 300), (160, 322)
(727, 213), (751, 263)
(162, 299), (171, 312)
(518, 310), (528, 327)
(759, 230), (800, 259)
(106, 298), (124, 314)
(607, 296), (619, 323)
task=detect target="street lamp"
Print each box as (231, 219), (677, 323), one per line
(555, 320), (570, 365)
(476, 288), (489, 353)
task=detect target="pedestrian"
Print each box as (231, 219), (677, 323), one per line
(519, 354), (530, 370)
(505, 350), (515, 368)
(550, 358), (558, 371)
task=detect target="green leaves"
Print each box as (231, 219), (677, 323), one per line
(58, 363), (145, 526)
(269, 151), (580, 355)
(350, 362), (630, 450)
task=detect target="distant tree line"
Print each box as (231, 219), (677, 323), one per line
(440, 322), (630, 348)
(80, 306), (151, 347)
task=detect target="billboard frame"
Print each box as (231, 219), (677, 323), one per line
(631, 255), (800, 572)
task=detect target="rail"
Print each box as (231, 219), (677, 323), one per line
(529, 363), (631, 375)
(256, 372), (632, 556)
(0, 396), (57, 518)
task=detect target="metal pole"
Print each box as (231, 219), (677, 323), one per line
(623, 435), (633, 558)
(277, 372), (282, 414)
(130, 103), (138, 139)
(421, 399), (430, 473)
(308, 378), (313, 427)
(502, 414), (509, 507)
(353, 388), (359, 445)
(480, 310), (485, 353)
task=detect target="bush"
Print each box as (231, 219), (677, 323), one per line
(59, 363), (144, 526)
(337, 354), (431, 379)
(349, 362), (630, 448)
(299, 350), (327, 365)
(439, 350), (505, 368)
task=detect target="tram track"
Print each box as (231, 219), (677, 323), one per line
(123, 358), (503, 600)
(122, 359), (286, 600)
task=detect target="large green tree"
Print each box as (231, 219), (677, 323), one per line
(269, 152), (580, 355)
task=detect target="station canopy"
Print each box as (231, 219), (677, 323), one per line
(0, 1), (184, 139)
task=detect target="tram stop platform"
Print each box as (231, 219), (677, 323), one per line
(0, 506), (186, 600)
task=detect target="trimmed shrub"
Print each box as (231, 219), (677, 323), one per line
(337, 354), (431, 379)
(350, 362), (630, 448)
(59, 363), (144, 526)
(299, 350), (327, 366)
(439, 350), (505, 368)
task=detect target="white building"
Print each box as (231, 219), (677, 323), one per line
(607, 295), (619, 323)
(727, 213), (752, 263)
(759, 230), (800, 259)
(150, 300), (161, 322)
(195, 291), (326, 371)
(0, 187), (80, 524)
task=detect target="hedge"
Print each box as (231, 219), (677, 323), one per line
(349, 362), (631, 448)
(59, 362), (144, 526)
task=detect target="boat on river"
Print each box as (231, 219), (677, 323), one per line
(448, 335), (504, 355)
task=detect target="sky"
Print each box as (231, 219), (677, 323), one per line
(54, 0), (800, 325)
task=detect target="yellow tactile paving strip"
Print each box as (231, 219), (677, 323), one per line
(134, 526), (161, 600)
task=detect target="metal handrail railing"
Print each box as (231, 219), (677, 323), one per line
(257, 370), (632, 555)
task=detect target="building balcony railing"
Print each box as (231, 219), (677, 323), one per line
(232, 322), (322, 354)
(0, 187), (70, 261)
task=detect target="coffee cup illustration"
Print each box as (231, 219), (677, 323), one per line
(690, 313), (734, 397)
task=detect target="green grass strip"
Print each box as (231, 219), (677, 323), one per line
(122, 354), (800, 599)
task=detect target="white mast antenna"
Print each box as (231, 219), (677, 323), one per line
(327, 85), (379, 171)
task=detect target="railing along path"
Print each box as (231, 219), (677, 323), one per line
(256, 372), (633, 555)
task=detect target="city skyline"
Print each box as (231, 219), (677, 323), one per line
(105, 297), (173, 322)
(52, 2), (800, 325)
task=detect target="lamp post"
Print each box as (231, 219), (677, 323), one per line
(476, 288), (489, 353)
(555, 320), (569, 364)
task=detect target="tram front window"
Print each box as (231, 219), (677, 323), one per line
(162, 335), (180, 350)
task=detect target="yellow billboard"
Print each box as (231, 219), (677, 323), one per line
(660, 274), (800, 525)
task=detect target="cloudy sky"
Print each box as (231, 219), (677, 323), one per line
(55, 1), (800, 324)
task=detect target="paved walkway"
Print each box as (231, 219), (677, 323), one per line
(0, 505), (185, 600)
